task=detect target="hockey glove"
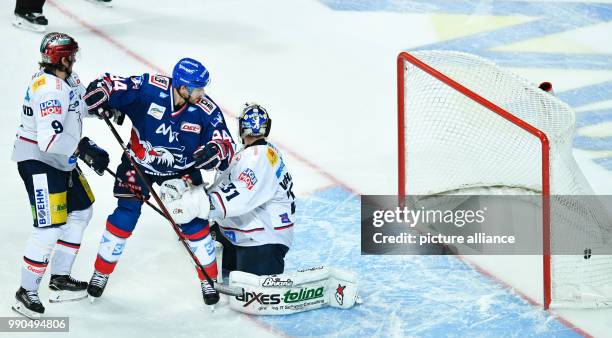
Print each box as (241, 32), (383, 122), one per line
(193, 139), (232, 171)
(160, 178), (191, 203)
(160, 179), (211, 224)
(77, 137), (110, 176)
(84, 75), (113, 116)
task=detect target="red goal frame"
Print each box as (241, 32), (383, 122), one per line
(396, 51), (553, 309)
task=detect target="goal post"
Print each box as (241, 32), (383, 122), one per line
(397, 50), (611, 309)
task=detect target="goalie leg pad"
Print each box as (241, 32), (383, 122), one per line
(228, 266), (359, 315)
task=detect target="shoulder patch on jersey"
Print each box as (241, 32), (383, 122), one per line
(149, 75), (170, 90)
(211, 113), (223, 127)
(267, 146), (279, 166)
(196, 97), (217, 115)
(147, 102), (166, 120)
(131, 76), (143, 89)
(32, 76), (46, 92)
(180, 122), (201, 134)
(279, 213), (291, 224)
(238, 168), (258, 190)
(40, 99), (62, 117)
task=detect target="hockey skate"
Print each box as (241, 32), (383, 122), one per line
(48, 275), (88, 303)
(12, 12), (48, 32)
(87, 271), (109, 302)
(12, 287), (44, 319)
(86, 0), (113, 8)
(201, 279), (220, 310)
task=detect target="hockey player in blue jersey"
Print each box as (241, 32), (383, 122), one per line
(83, 58), (235, 306)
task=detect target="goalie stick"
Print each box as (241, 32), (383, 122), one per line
(100, 115), (242, 297)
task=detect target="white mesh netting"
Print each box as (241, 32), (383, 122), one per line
(401, 50), (612, 308)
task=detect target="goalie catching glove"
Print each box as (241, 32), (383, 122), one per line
(160, 178), (211, 224)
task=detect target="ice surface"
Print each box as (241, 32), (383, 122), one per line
(1, 0), (611, 337)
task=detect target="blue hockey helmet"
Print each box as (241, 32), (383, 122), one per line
(172, 58), (210, 92)
(239, 103), (272, 140)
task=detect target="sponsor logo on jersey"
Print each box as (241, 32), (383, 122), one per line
(147, 102), (166, 120)
(155, 123), (179, 143)
(159, 92), (169, 99)
(180, 122), (201, 134)
(267, 147), (279, 166)
(32, 76), (46, 92)
(239, 168), (258, 190)
(223, 230), (236, 243)
(335, 284), (346, 306)
(211, 113), (223, 127)
(261, 276), (294, 287)
(279, 213), (291, 224)
(55, 78), (62, 90)
(196, 97), (216, 115)
(24, 88), (30, 102)
(32, 174), (51, 226)
(149, 75), (170, 90)
(40, 99), (62, 117)
(275, 160), (285, 178)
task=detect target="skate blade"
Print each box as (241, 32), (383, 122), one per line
(88, 295), (99, 304)
(12, 20), (46, 32)
(49, 290), (88, 303)
(12, 302), (43, 319)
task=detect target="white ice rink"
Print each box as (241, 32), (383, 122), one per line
(1, 0), (612, 337)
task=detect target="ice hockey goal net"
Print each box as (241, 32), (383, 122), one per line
(397, 50), (612, 309)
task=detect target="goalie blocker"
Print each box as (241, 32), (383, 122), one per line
(229, 266), (359, 315)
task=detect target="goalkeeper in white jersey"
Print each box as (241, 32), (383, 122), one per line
(10, 32), (109, 319)
(161, 103), (295, 275)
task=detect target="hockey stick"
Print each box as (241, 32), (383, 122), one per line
(104, 167), (167, 217)
(101, 116), (242, 297)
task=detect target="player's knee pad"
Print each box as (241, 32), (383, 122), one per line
(57, 206), (93, 248)
(106, 199), (142, 236)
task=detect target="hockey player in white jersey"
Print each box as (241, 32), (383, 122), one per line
(161, 103), (295, 276)
(11, 32), (109, 319)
